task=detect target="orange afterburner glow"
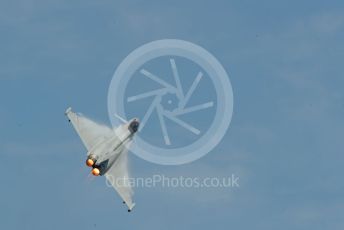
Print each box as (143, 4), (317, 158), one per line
(86, 159), (94, 167)
(92, 168), (100, 176)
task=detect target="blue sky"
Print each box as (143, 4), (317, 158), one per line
(1, 0), (344, 229)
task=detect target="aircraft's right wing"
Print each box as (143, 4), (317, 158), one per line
(105, 143), (135, 211)
(65, 107), (113, 151)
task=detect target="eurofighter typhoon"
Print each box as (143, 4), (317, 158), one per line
(65, 107), (139, 212)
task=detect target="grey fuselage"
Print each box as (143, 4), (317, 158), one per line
(87, 119), (139, 175)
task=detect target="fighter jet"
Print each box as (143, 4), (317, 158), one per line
(65, 107), (139, 212)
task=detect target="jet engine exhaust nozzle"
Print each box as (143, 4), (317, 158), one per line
(92, 168), (100, 176)
(86, 159), (94, 167)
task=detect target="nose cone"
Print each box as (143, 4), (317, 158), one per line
(129, 119), (140, 133)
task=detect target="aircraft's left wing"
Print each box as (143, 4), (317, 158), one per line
(65, 107), (113, 151)
(105, 144), (135, 211)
